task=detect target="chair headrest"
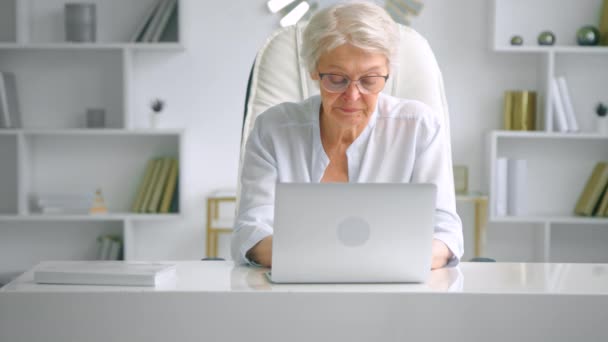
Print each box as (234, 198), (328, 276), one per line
(243, 23), (451, 151)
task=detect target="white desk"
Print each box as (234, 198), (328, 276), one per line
(1, 261), (607, 342)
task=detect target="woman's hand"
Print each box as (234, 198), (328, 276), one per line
(431, 239), (453, 269)
(246, 236), (273, 267)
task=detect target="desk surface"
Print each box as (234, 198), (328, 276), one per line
(3, 261), (608, 342)
(3, 261), (608, 295)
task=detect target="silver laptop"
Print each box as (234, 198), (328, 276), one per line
(269, 183), (436, 283)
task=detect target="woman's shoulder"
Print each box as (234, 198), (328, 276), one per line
(376, 93), (441, 128)
(254, 96), (318, 129)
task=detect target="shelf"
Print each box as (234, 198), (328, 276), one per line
(494, 46), (608, 54)
(0, 43), (184, 51)
(0, 130), (20, 136)
(0, 213), (181, 222)
(20, 129), (184, 136)
(492, 131), (608, 140)
(491, 216), (608, 225)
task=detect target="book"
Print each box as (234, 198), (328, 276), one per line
(139, 158), (162, 212)
(0, 74), (8, 128)
(507, 159), (527, 216)
(0, 72), (21, 129)
(158, 1), (179, 42)
(574, 162), (608, 216)
(170, 175), (179, 213)
(596, 185), (608, 217)
(550, 78), (569, 132)
(600, 0), (608, 46)
(147, 158), (171, 213)
(96, 235), (113, 260)
(108, 238), (122, 260)
(159, 159), (178, 213)
(33, 261), (177, 287)
(150, 0), (177, 42)
(131, 159), (156, 212)
(495, 157), (508, 216)
(556, 76), (579, 132)
(142, 0), (170, 42)
(130, 0), (164, 42)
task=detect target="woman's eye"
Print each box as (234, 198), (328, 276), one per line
(328, 75), (347, 84)
(361, 77), (379, 86)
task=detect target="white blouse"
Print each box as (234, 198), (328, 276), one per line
(231, 93), (463, 266)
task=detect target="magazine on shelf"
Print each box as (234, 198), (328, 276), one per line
(33, 261), (177, 287)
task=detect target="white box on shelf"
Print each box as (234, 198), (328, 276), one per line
(556, 76), (579, 132)
(507, 159), (527, 216)
(551, 78), (569, 133)
(495, 157), (509, 217)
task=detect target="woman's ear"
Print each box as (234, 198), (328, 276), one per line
(310, 71), (319, 81)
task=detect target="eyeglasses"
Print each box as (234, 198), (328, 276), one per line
(318, 73), (389, 95)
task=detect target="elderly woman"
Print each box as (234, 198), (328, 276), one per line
(231, 1), (463, 269)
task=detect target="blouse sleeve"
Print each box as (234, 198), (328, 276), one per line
(410, 115), (464, 267)
(231, 115), (278, 265)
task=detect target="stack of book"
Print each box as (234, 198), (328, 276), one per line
(131, 157), (179, 213)
(96, 234), (122, 260)
(130, 0), (178, 43)
(550, 76), (579, 133)
(0, 72), (22, 129)
(34, 193), (94, 214)
(33, 261), (177, 287)
(574, 162), (608, 217)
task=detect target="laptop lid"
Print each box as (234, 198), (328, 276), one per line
(271, 183), (436, 283)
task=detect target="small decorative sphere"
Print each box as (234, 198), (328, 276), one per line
(577, 25), (600, 46)
(510, 35), (523, 46)
(537, 30), (555, 45)
(597, 103), (607, 117)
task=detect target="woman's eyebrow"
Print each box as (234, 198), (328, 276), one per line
(323, 65), (386, 74)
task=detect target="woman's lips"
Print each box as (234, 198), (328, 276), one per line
(339, 107), (361, 113)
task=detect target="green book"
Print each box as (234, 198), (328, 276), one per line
(131, 159), (156, 212)
(600, 0), (608, 46)
(147, 158), (171, 213)
(169, 176), (179, 213)
(595, 185), (608, 217)
(139, 158), (162, 213)
(574, 162), (608, 216)
(159, 159), (178, 213)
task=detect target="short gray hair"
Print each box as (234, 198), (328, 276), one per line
(301, 1), (400, 74)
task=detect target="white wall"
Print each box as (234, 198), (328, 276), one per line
(129, 0), (542, 261)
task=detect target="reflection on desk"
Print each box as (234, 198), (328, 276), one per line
(3, 261), (608, 295)
(229, 265), (464, 292)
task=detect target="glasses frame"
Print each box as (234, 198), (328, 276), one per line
(318, 72), (390, 95)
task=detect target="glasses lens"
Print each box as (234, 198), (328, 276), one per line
(321, 74), (349, 92)
(359, 76), (386, 94)
(319, 74), (387, 94)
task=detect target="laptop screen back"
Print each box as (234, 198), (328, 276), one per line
(271, 183), (436, 283)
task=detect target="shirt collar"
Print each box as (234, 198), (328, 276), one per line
(310, 95), (380, 181)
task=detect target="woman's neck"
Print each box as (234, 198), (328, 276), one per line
(319, 105), (369, 149)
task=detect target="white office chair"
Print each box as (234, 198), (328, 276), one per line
(238, 22), (453, 203)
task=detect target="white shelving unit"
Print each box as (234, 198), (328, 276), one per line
(0, 0), (184, 283)
(488, 0), (608, 262)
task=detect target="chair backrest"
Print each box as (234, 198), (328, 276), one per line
(238, 22), (452, 200)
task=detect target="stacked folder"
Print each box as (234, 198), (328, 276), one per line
(131, 157), (179, 213)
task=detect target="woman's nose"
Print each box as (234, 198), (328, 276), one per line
(341, 81), (362, 101)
